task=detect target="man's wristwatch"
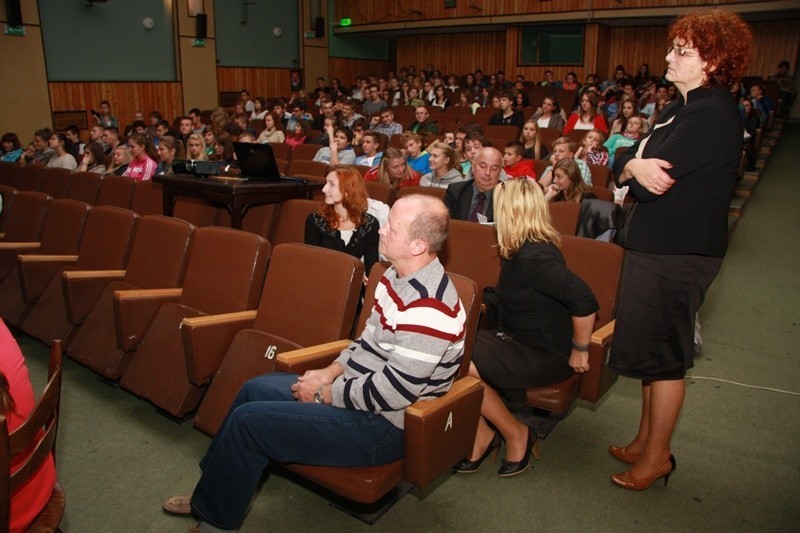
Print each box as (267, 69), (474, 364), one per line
(313, 385), (325, 404)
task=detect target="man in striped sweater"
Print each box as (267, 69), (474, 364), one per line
(165, 195), (466, 532)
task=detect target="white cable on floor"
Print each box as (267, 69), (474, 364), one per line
(686, 375), (800, 396)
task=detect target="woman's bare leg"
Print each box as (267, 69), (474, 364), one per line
(627, 378), (684, 476)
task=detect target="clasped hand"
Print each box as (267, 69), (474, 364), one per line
(291, 369), (332, 402)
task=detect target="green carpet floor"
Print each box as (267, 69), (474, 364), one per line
(18, 124), (800, 532)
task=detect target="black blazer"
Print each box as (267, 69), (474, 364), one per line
(444, 179), (494, 222)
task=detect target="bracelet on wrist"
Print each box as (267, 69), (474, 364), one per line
(572, 339), (590, 352)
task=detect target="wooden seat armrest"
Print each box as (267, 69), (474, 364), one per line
(62, 270), (127, 326)
(181, 311), (258, 386)
(0, 242), (41, 251)
(403, 376), (484, 489)
(113, 288), (183, 351)
(275, 340), (352, 374)
(18, 255), (79, 304)
(580, 319), (617, 403)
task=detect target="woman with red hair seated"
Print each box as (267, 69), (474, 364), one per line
(305, 165), (379, 279)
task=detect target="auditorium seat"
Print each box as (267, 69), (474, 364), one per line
(20, 206), (140, 347)
(96, 175), (135, 208)
(40, 168), (72, 199)
(548, 202), (580, 235)
(484, 125), (520, 142)
(588, 164), (612, 188)
(0, 161), (20, 187)
(287, 160), (328, 179)
(67, 216), (195, 380)
(273, 265), (483, 513)
(538, 128), (562, 150)
(269, 143), (291, 161)
(395, 186), (446, 201)
(189, 243), (364, 435)
(15, 164), (46, 192)
(66, 172), (102, 204)
(118, 227), (270, 418)
(0, 191), (51, 243)
(130, 180), (164, 216)
(173, 198), (220, 228)
(364, 181), (395, 205)
(268, 198), (318, 246)
(0, 185), (16, 233)
(0, 199), (89, 327)
(288, 143), (323, 162)
(439, 219), (501, 292)
(587, 186), (614, 202)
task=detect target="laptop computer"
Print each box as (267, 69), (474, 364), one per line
(233, 142), (282, 181)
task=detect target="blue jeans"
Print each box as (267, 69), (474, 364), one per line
(190, 373), (405, 530)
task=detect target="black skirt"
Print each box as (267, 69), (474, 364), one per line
(471, 330), (573, 403)
(610, 250), (722, 380)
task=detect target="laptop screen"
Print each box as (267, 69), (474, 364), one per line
(233, 142), (281, 180)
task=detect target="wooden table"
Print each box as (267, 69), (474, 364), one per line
(152, 174), (322, 229)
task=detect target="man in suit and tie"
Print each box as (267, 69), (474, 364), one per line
(444, 147), (504, 223)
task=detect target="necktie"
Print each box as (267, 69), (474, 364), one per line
(469, 192), (486, 222)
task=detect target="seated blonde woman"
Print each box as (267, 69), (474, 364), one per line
(363, 147), (421, 189)
(543, 158), (593, 203)
(420, 140), (465, 188)
(453, 178), (597, 477)
(186, 133), (208, 161)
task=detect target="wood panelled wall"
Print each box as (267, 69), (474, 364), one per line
(397, 32), (507, 78)
(749, 20), (800, 77)
(328, 58), (395, 87)
(335, 0), (757, 25)
(216, 67), (292, 101)
(604, 26), (671, 79)
(48, 82), (184, 134)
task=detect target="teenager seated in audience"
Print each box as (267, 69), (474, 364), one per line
(538, 136), (591, 187)
(63, 125), (85, 162)
(633, 62), (650, 90)
(250, 97), (268, 121)
(88, 125), (108, 153)
(105, 145), (131, 176)
(489, 92), (525, 132)
(608, 96), (637, 135)
(91, 100), (118, 129)
(453, 178), (596, 478)
(420, 140), (465, 189)
(401, 131), (431, 175)
(575, 129), (609, 166)
(102, 127), (121, 156)
(562, 71), (580, 91)
(769, 60), (796, 114)
(187, 108), (204, 135)
(210, 132), (236, 166)
(76, 142), (108, 174)
(539, 70), (560, 88)
(350, 118), (369, 152)
(147, 111), (163, 137)
(519, 118), (549, 160)
(370, 108), (403, 138)
(443, 130), (456, 148)
(23, 128), (55, 166)
(232, 114), (249, 134)
(502, 141), (536, 179)
(239, 90), (254, 114)
(430, 85), (452, 111)
(363, 147), (421, 188)
(563, 92), (608, 134)
(312, 98), (338, 131)
(454, 90), (480, 114)
(543, 158), (595, 204)
(340, 99), (365, 129)
(123, 133), (158, 181)
(515, 89), (530, 109)
(155, 136), (184, 176)
(313, 125), (356, 165)
(459, 130), (487, 177)
(421, 80), (436, 103)
(406, 87), (426, 108)
(749, 84), (774, 126)
(256, 113), (286, 144)
(285, 119), (312, 150)
(286, 103), (312, 131)
(531, 95), (566, 131)
(329, 77), (346, 99)
(393, 80), (411, 107)
(201, 126), (217, 157)
(0, 132), (23, 163)
(354, 131), (383, 167)
(305, 165), (379, 280)
(408, 106), (438, 139)
(604, 115), (645, 167)
(46, 133), (77, 170)
(185, 133), (208, 161)
(0, 319), (58, 533)
(362, 84), (389, 116)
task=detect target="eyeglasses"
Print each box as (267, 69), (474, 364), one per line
(667, 45), (699, 58)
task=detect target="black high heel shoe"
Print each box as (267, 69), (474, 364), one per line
(498, 427), (536, 478)
(453, 432), (502, 473)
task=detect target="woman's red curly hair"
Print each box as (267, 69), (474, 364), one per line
(318, 165), (370, 230)
(669, 10), (753, 88)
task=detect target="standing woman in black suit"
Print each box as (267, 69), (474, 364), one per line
(608, 11), (752, 490)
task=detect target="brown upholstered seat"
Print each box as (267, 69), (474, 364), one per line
(0, 161), (20, 187)
(20, 206), (140, 347)
(96, 175), (135, 208)
(538, 128), (562, 151)
(0, 185), (16, 233)
(15, 164), (46, 191)
(548, 201), (581, 235)
(588, 164), (612, 188)
(287, 159), (328, 179)
(439, 220), (500, 292)
(0, 340), (65, 532)
(364, 181), (395, 205)
(0, 191), (51, 243)
(67, 215), (195, 380)
(129, 180), (164, 216)
(588, 186), (614, 202)
(174, 198), (220, 227)
(395, 186), (446, 201)
(118, 227), (270, 418)
(41, 167), (72, 199)
(268, 198), (319, 246)
(66, 171), (102, 204)
(484, 125), (520, 142)
(273, 266), (483, 509)
(189, 243), (364, 435)
(269, 143), (291, 161)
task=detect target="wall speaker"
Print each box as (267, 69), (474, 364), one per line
(314, 16), (324, 38)
(5, 0), (22, 26)
(196, 13), (208, 39)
